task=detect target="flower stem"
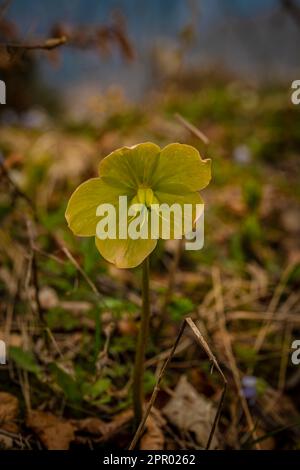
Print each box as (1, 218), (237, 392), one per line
(132, 256), (151, 431)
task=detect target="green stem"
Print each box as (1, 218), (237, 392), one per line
(132, 256), (151, 430)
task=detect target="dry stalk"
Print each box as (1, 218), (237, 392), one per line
(129, 316), (227, 450)
(212, 266), (261, 450)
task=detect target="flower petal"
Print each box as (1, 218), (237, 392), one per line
(153, 190), (204, 239)
(65, 178), (134, 236)
(95, 236), (157, 269)
(152, 143), (211, 193)
(98, 142), (161, 190)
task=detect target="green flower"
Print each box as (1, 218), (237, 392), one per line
(65, 142), (211, 268)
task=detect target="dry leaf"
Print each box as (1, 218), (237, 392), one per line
(72, 417), (108, 436)
(140, 410), (165, 450)
(163, 375), (219, 449)
(0, 392), (19, 433)
(117, 315), (138, 336)
(72, 410), (133, 445)
(0, 434), (13, 449)
(26, 410), (75, 450)
(256, 428), (275, 450)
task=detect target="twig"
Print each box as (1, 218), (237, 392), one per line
(212, 266), (261, 449)
(129, 316), (227, 450)
(45, 327), (64, 359)
(33, 246), (65, 265)
(254, 263), (296, 352)
(0, 428), (32, 449)
(95, 322), (115, 373)
(227, 310), (300, 324)
(57, 240), (102, 299)
(56, 239), (122, 321)
(1, 36), (67, 51)
(145, 337), (192, 367)
(0, 158), (36, 213)
(186, 318), (227, 449)
(175, 113), (210, 145)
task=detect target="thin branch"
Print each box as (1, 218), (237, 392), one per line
(175, 112), (210, 145)
(0, 157), (36, 213)
(254, 263), (296, 352)
(1, 36), (67, 51)
(227, 310), (300, 324)
(57, 240), (102, 300)
(212, 266), (261, 450)
(129, 316), (227, 450)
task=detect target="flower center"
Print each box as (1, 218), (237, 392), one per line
(133, 187), (158, 208)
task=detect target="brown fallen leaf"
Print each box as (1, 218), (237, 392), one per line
(162, 375), (219, 449)
(0, 392), (19, 433)
(256, 428), (275, 450)
(72, 410), (133, 445)
(117, 314), (138, 336)
(72, 417), (108, 436)
(26, 410), (75, 450)
(140, 409), (165, 450)
(0, 434), (13, 449)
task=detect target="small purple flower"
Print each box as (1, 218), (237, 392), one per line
(242, 375), (257, 404)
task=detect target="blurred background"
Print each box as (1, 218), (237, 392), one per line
(0, 0), (300, 451)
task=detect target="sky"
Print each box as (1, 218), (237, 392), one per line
(5, 0), (300, 99)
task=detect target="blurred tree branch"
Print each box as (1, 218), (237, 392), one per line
(0, 4), (134, 65)
(1, 36), (67, 51)
(0, 3), (134, 111)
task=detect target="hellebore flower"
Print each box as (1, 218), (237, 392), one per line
(65, 142), (211, 269)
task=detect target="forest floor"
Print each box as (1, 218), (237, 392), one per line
(1, 73), (300, 450)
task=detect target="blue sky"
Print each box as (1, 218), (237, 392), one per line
(5, 0), (300, 98)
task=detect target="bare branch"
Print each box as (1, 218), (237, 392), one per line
(175, 112), (210, 145)
(1, 36), (67, 51)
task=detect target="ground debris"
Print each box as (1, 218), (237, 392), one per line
(0, 392), (19, 433)
(26, 410), (75, 450)
(140, 409), (165, 450)
(163, 375), (219, 449)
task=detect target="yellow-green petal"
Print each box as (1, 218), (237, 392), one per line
(98, 142), (160, 190)
(65, 178), (134, 237)
(154, 190), (204, 239)
(152, 143), (211, 193)
(95, 236), (157, 269)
